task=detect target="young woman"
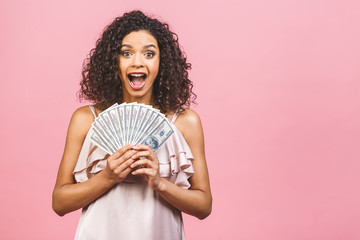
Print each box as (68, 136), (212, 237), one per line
(52, 10), (212, 239)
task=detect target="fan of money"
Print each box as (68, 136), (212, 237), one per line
(90, 103), (174, 154)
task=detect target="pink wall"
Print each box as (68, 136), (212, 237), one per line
(1, 0), (359, 239)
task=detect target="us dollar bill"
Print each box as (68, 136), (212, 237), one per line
(140, 118), (174, 152)
(90, 103), (174, 154)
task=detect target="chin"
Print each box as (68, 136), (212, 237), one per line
(124, 88), (152, 101)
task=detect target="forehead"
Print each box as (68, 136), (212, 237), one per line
(121, 30), (158, 47)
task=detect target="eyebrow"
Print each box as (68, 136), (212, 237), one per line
(144, 44), (157, 49)
(120, 44), (157, 49)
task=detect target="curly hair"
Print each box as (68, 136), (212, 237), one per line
(78, 10), (196, 113)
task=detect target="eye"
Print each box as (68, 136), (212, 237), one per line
(120, 51), (132, 57)
(144, 51), (155, 58)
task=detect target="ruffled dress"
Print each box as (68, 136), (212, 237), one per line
(73, 105), (194, 240)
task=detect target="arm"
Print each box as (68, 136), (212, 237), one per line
(52, 106), (137, 216)
(131, 109), (212, 219)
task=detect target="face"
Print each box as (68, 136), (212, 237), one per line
(118, 30), (160, 104)
(145, 136), (159, 149)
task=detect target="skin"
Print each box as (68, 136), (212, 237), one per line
(52, 30), (212, 220)
(118, 30), (159, 104)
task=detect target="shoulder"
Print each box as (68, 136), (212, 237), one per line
(174, 109), (203, 140)
(71, 105), (95, 124)
(68, 105), (96, 138)
(175, 108), (201, 126)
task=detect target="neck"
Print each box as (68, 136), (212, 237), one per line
(122, 94), (154, 106)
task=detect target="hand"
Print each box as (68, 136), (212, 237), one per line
(130, 145), (164, 190)
(103, 144), (138, 184)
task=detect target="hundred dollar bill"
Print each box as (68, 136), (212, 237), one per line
(91, 125), (117, 154)
(131, 105), (147, 144)
(133, 108), (157, 144)
(139, 118), (174, 152)
(97, 103), (120, 148)
(98, 103), (118, 117)
(90, 130), (113, 154)
(129, 104), (140, 144)
(124, 104), (131, 144)
(90, 102), (174, 153)
(127, 102), (138, 143)
(135, 113), (163, 146)
(106, 109), (123, 148)
(101, 112), (122, 148)
(116, 103), (126, 147)
(92, 119), (119, 152)
(94, 115), (119, 149)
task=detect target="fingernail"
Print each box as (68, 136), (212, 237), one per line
(132, 154), (137, 159)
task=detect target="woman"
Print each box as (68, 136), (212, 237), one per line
(52, 10), (212, 239)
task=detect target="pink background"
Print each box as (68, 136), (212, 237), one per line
(1, 0), (359, 239)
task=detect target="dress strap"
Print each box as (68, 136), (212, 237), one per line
(88, 105), (97, 118)
(171, 112), (179, 123)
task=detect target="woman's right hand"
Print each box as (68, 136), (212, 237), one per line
(53, 107), (140, 216)
(103, 144), (137, 184)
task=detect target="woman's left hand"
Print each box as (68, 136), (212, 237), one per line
(130, 145), (163, 190)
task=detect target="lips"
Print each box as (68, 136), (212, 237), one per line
(127, 72), (147, 90)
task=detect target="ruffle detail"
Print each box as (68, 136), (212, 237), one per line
(157, 125), (195, 189)
(72, 128), (109, 183)
(73, 125), (195, 189)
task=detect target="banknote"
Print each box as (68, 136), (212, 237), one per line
(90, 103), (174, 154)
(139, 118), (174, 152)
(90, 130), (113, 153)
(92, 125), (117, 153)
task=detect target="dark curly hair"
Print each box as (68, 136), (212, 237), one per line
(78, 10), (196, 113)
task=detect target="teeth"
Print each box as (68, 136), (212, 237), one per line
(130, 73), (145, 77)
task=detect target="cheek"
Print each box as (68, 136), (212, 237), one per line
(150, 60), (160, 76)
(118, 69), (127, 84)
(118, 64), (127, 77)
(118, 58), (129, 72)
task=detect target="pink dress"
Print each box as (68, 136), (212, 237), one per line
(73, 105), (194, 240)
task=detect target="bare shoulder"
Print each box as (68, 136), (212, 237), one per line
(68, 105), (96, 138)
(55, 105), (97, 189)
(175, 108), (202, 126)
(174, 109), (203, 140)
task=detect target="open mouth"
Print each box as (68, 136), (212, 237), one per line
(127, 72), (147, 90)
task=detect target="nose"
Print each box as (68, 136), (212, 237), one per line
(132, 53), (144, 68)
